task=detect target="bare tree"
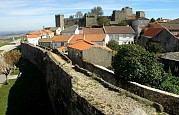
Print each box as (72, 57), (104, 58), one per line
(0, 57), (12, 85)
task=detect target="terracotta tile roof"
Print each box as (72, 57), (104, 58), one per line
(29, 29), (53, 35)
(104, 26), (135, 34)
(84, 34), (106, 42)
(160, 23), (179, 30)
(176, 34), (179, 37)
(68, 40), (95, 51)
(143, 28), (164, 37)
(57, 46), (67, 51)
(27, 35), (39, 38)
(52, 35), (72, 42)
(68, 40), (112, 51)
(149, 23), (163, 28)
(82, 28), (105, 34)
(68, 34), (84, 44)
(38, 38), (52, 42)
(127, 16), (136, 21)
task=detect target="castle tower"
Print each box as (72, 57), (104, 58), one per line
(136, 11), (145, 18)
(55, 14), (64, 29)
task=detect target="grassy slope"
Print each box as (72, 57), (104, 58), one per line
(0, 79), (16, 115)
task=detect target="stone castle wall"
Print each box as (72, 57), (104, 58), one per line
(21, 43), (104, 115)
(82, 61), (179, 115)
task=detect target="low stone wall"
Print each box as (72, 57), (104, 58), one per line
(21, 43), (104, 115)
(82, 61), (179, 115)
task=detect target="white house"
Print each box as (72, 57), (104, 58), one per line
(52, 35), (72, 49)
(103, 26), (135, 45)
(27, 29), (54, 46)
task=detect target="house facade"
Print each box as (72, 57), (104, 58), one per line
(38, 38), (52, 48)
(68, 40), (112, 67)
(141, 28), (178, 52)
(52, 35), (72, 49)
(27, 29), (54, 46)
(132, 17), (150, 36)
(104, 26), (135, 45)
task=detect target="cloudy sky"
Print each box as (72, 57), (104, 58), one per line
(0, 0), (178, 31)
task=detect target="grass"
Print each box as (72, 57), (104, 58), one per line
(0, 58), (54, 115)
(0, 50), (3, 53)
(0, 41), (10, 47)
(10, 68), (19, 75)
(0, 79), (16, 115)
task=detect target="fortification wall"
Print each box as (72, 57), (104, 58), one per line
(82, 61), (179, 115)
(21, 43), (104, 115)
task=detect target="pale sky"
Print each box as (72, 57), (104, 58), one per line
(0, 0), (178, 31)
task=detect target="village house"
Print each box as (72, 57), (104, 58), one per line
(160, 23), (179, 36)
(68, 40), (112, 67)
(103, 26), (135, 45)
(27, 29), (54, 46)
(132, 17), (150, 36)
(51, 35), (72, 49)
(140, 27), (178, 52)
(38, 38), (52, 48)
(45, 27), (62, 35)
(61, 25), (80, 35)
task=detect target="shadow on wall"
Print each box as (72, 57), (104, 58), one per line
(6, 58), (55, 115)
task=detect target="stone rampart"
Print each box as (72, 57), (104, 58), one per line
(21, 43), (103, 115)
(82, 61), (179, 115)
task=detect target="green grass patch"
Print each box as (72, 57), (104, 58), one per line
(10, 68), (19, 75)
(0, 50), (3, 53)
(0, 79), (16, 115)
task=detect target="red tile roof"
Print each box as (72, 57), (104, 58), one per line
(149, 23), (163, 28)
(29, 29), (53, 35)
(68, 40), (112, 51)
(104, 26), (135, 34)
(143, 28), (164, 37)
(68, 34), (84, 44)
(82, 28), (105, 34)
(52, 35), (72, 42)
(84, 34), (106, 42)
(27, 35), (39, 38)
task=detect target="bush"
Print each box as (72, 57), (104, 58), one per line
(112, 44), (163, 86)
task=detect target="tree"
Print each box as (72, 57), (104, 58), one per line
(112, 44), (163, 86)
(75, 11), (83, 19)
(106, 40), (119, 51)
(0, 50), (21, 84)
(146, 40), (165, 53)
(150, 18), (156, 22)
(4, 50), (21, 70)
(69, 15), (74, 19)
(0, 56), (12, 85)
(91, 6), (103, 16)
(118, 21), (128, 26)
(97, 16), (110, 26)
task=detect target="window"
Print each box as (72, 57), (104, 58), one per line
(123, 35), (126, 38)
(61, 42), (64, 46)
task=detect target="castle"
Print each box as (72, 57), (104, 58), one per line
(55, 7), (146, 28)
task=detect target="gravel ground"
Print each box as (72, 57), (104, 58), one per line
(64, 66), (157, 115)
